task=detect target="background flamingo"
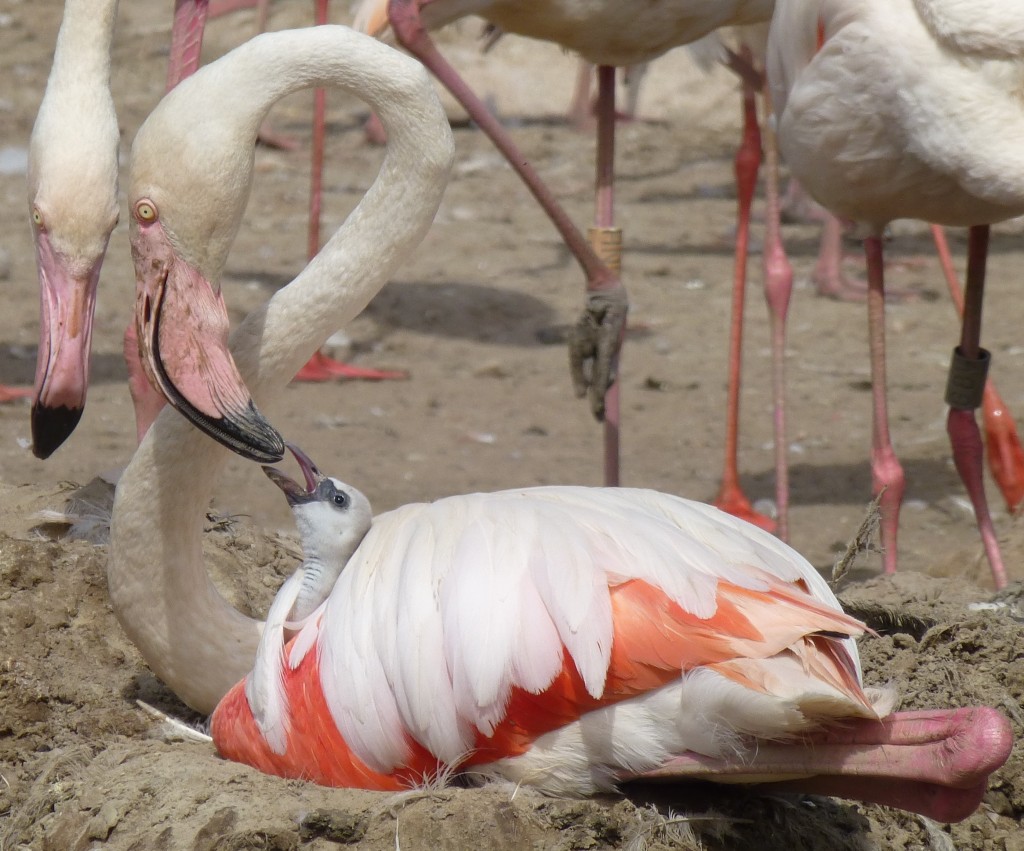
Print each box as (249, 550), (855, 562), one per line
(354, 0), (782, 505)
(768, 0), (1024, 588)
(27, 0), (397, 461)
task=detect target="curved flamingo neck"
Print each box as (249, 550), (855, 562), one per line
(109, 27), (453, 714)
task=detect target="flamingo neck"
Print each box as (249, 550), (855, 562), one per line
(109, 27), (453, 715)
(29, 0), (120, 252)
(48, 0), (119, 88)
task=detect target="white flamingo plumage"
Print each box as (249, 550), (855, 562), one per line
(110, 24), (1011, 823)
(767, 0), (1024, 588)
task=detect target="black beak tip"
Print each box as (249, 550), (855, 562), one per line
(233, 406), (286, 464)
(31, 404), (84, 459)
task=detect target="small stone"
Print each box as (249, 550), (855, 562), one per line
(85, 802), (119, 841)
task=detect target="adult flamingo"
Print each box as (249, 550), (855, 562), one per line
(215, 441), (1010, 821)
(354, 0), (781, 520)
(768, 0), (1024, 588)
(109, 24), (1012, 822)
(26, 0), (392, 461)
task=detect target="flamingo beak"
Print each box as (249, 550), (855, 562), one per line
(30, 229), (104, 459)
(130, 218), (285, 463)
(262, 443), (325, 506)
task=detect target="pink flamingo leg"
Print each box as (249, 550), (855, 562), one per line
(635, 706), (1012, 824)
(167, 0), (210, 90)
(812, 211), (873, 302)
(944, 225), (1008, 589)
(123, 323), (167, 443)
(292, 0), (409, 384)
(932, 224), (1024, 515)
(863, 235), (905, 575)
(759, 82), (794, 541)
(713, 50), (775, 532)
(386, 0), (627, 484)
(567, 60), (595, 131)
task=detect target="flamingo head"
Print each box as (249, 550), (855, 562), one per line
(27, 103), (119, 459)
(127, 193), (285, 463)
(263, 443), (373, 567)
(126, 79), (285, 464)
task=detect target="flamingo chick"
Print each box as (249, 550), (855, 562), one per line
(768, 0), (1024, 587)
(213, 443), (1011, 823)
(262, 443), (373, 624)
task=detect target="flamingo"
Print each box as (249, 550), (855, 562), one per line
(767, 0), (1024, 588)
(353, 0), (784, 511)
(108, 23), (1012, 823)
(26, 0), (395, 461)
(210, 443), (1008, 821)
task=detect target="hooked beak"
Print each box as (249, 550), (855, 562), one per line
(31, 230), (104, 459)
(262, 443), (325, 506)
(130, 217), (285, 463)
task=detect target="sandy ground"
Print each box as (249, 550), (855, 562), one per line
(1, 1), (1023, 849)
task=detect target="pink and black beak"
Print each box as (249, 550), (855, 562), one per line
(31, 229), (104, 459)
(262, 443), (326, 506)
(130, 210), (285, 464)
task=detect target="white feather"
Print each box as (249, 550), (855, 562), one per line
(246, 571), (304, 755)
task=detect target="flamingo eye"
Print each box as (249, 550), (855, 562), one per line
(32, 207), (43, 228)
(332, 490), (349, 509)
(135, 200), (158, 223)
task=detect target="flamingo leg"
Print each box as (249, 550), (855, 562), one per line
(932, 225), (1024, 516)
(166, 0), (210, 90)
(944, 225), (1008, 589)
(0, 385), (31, 403)
(386, 0), (627, 484)
(567, 60), (595, 131)
(863, 235), (905, 575)
(291, 0), (409, 384)
(713, 49), (775, 532)
(592, 65), (622, 487)
(812, 212), (873, 302)
(631, 706), (1012, 825)
(759, 82), (794, 541)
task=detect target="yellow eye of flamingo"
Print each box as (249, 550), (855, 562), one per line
(32, 207), (43, 227)
(135, 200), (158, 222)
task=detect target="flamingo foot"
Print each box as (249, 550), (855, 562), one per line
(256, 122), (299, 151)
(814, 267), (924, 305)
(948, 401), (1009, 590)
(208, 0), (259, 16)
(982, 385), (1024, 514)
(712, 484), (776, 533)
(363, 111), (387, 146)
(0, 385), (31, 403)
(292, 350), (408, 383)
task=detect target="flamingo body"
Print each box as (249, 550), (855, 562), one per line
(411, 0), (774, 65)
(769, 0), (1024, 587)
(770, 0), (1024, 234)
(213, 486), (877, 791)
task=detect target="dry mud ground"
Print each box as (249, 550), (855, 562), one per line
(1, 1), (1024, 849)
